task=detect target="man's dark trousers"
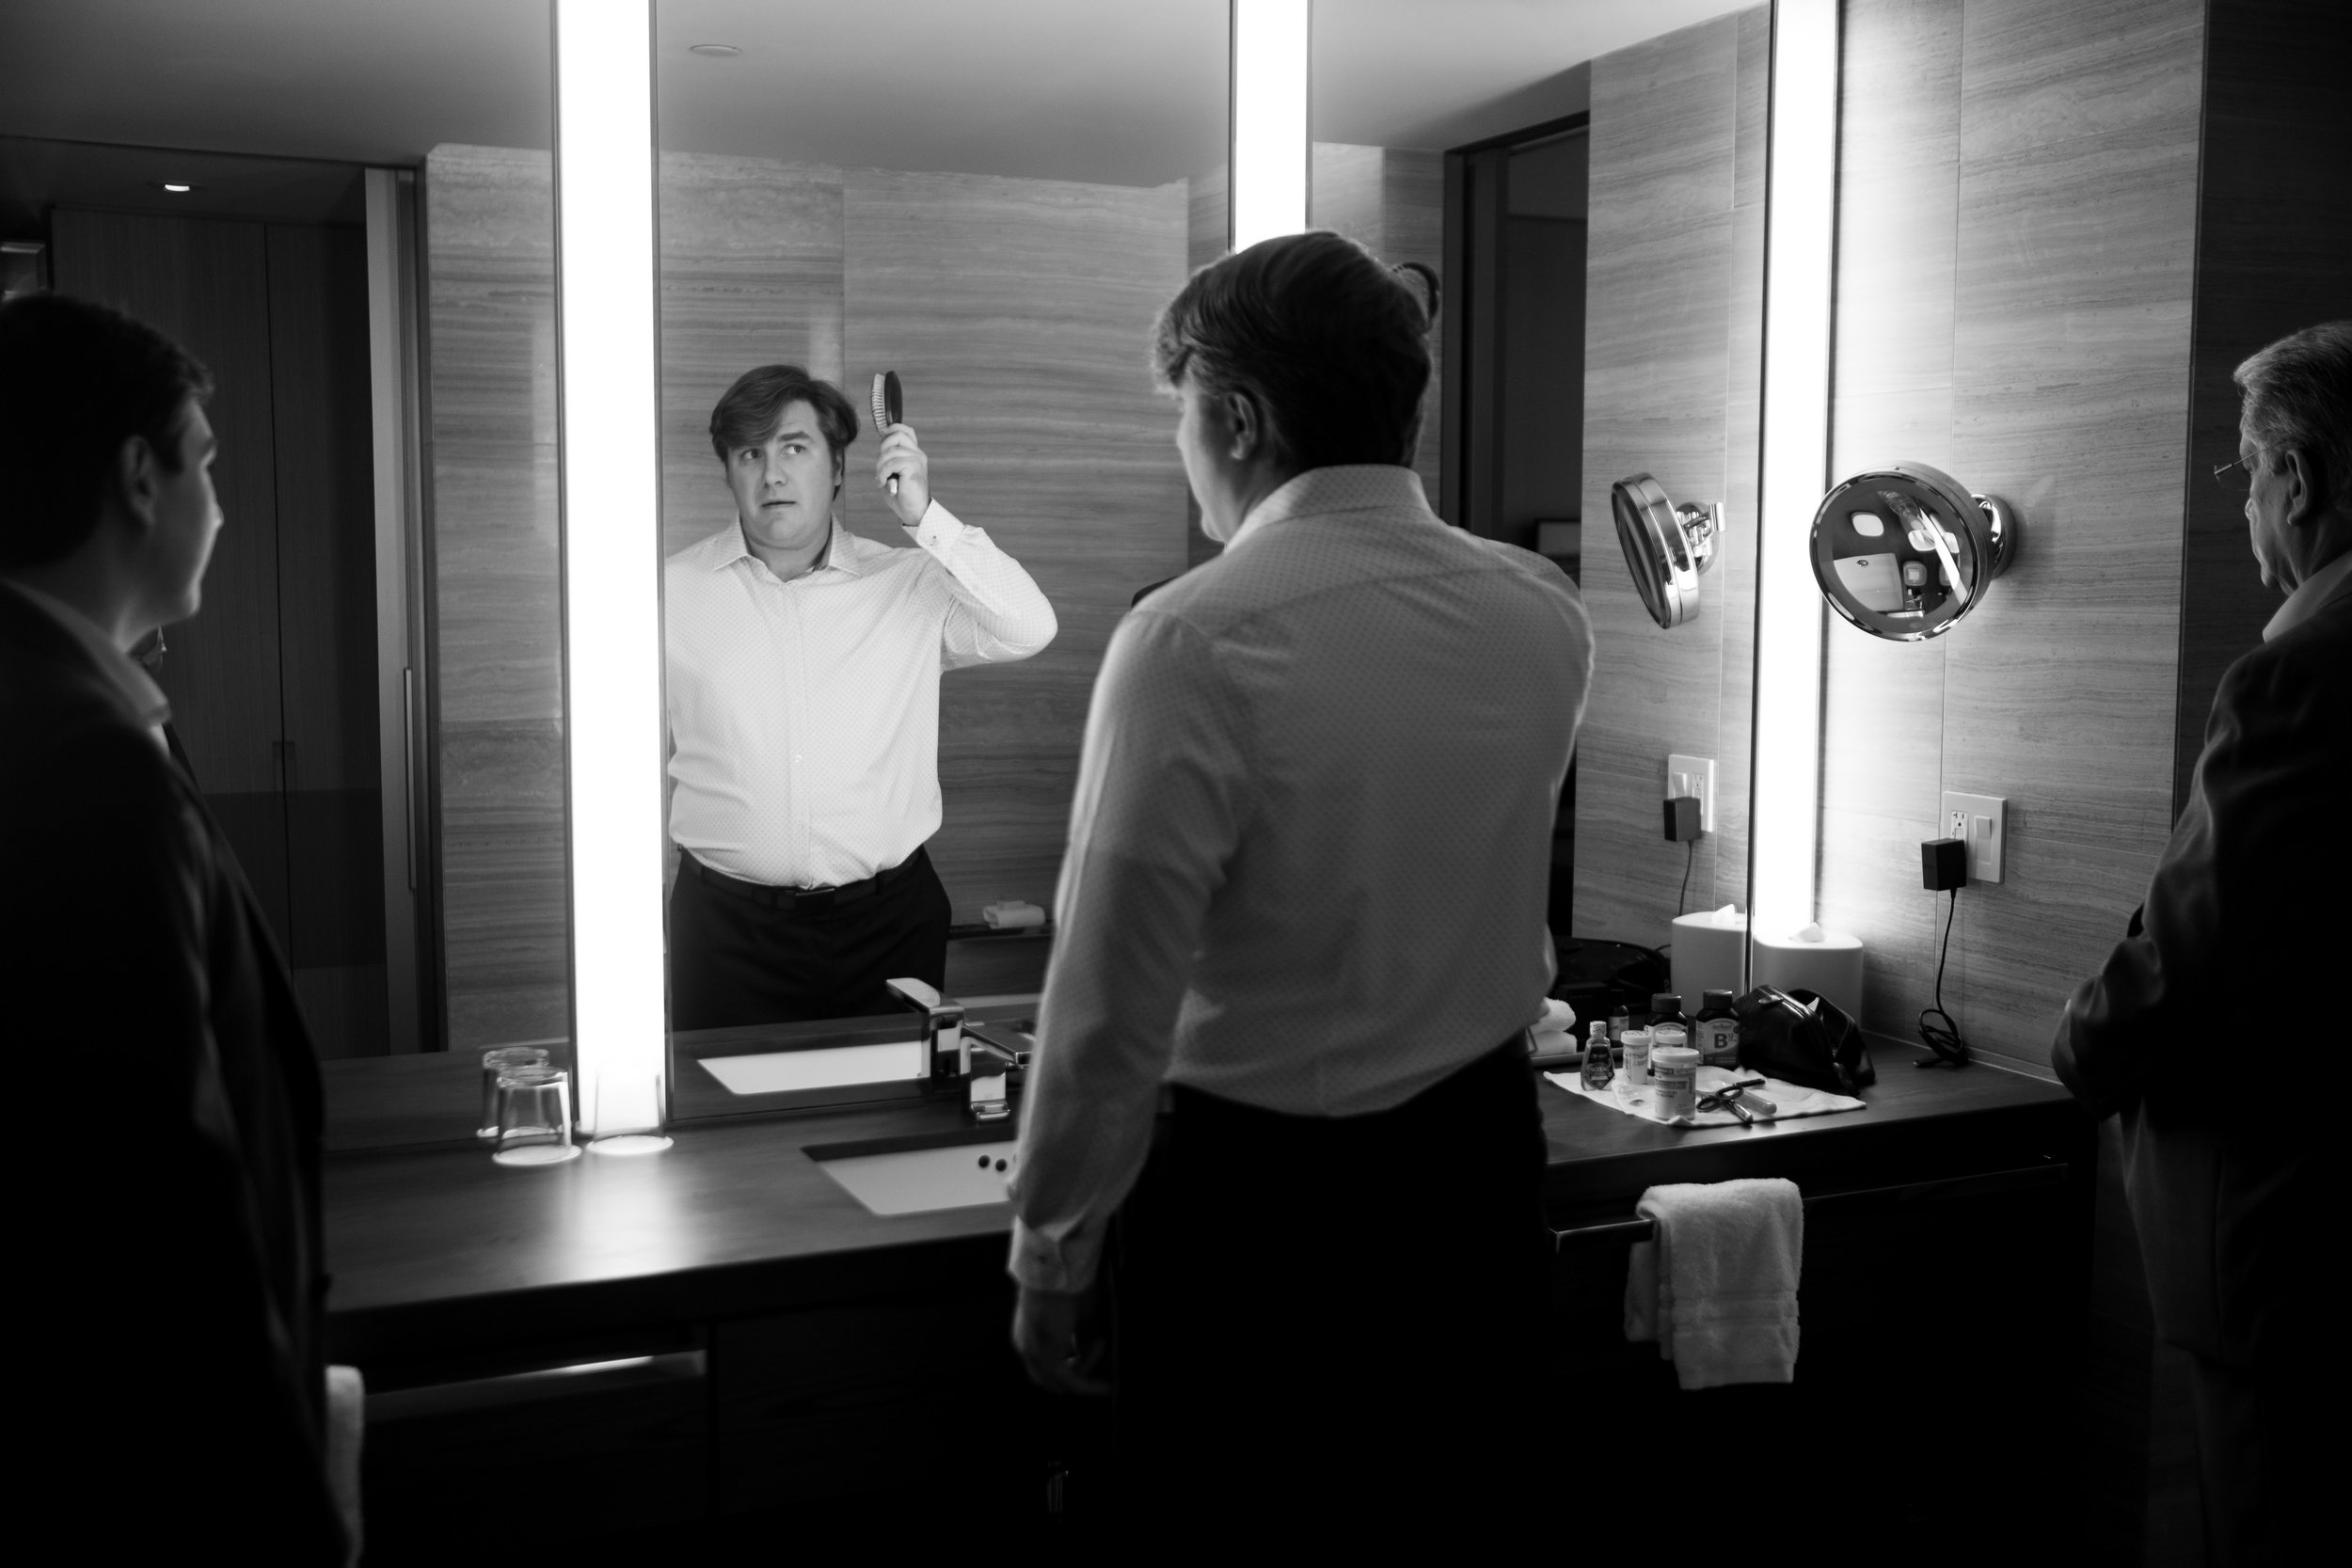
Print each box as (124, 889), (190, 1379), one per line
(668, 846), (952, 1027)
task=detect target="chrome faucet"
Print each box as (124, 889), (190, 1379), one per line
(885, 977), (1019, 1122)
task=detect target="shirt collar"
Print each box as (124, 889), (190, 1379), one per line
(1225, 465), (1435, 552)
(3, 580), (173, 736)
(2263, 547), (2352, 641)
(706, 515), (865, 581)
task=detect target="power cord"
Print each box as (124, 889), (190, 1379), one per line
(1677, 839), (1695, 916)
(1915, 887), (1970, 1067)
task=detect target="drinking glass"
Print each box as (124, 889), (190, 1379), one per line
(479, 1046), (552, 1138)
(491, 1066), (580, 1166)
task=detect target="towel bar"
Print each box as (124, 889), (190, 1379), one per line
(1548, 1160), (2067, 1252)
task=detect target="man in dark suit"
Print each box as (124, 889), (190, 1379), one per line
(2056, 320), (2350, 1567)
(1, 293), (348, 1561)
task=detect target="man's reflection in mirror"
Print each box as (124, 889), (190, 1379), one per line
(663, 364), (1057, 1028)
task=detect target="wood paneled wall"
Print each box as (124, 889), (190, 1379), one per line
(422, 145), (565, 1051)
(426, 145), (1190, 1045)
(1571, 7), (1768, 952)
(1819, 0), (2204, 1077)
(839, 166), (1188, 917)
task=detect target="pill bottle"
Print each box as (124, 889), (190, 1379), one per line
(1609, 1001), (1630, 1043)
(1581, 1022), (1615, 1090)
(1652, 1046), (1702, 1120)
(1621, 1027), (1654, 1087)
(1649, 992), (1691, 1041)
(1695, 990), (1740, 1068)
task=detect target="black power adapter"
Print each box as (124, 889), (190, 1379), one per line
(1917, 837), (1970, 1066)
(1922, 837), (1968, 891)
(1662, 796), (1703, 843)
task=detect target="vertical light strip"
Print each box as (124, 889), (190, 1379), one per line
(1231, 0), (1310, 249)
(553, 0), (667, 1138)
(1749, 0), (1839, 944)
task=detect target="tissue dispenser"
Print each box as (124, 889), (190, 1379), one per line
(1671, 907), (1747, 1014)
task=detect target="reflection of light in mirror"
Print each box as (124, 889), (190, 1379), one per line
(1750, 0), (1839, 944)
(555, 0), (668, 1139)
(1849, 511), (1883, 537)
(1232, 0), (1310, 248)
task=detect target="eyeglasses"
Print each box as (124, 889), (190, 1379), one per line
(2210, 453), (2260, 487)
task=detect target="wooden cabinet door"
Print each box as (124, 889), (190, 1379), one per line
(713, 1286), (1045, 1519)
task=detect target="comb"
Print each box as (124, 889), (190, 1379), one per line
(870, 370), (903, 495)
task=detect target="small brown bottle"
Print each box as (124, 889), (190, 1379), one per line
(1649, 992), (1691, 1042)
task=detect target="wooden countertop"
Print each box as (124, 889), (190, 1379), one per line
(324, 1037), (2082, 1367)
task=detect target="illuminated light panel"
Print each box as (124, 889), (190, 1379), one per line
(1748, 0), (1840, 943)
(1230, 0), (1309, 249)
(553, 0), (668, 1140)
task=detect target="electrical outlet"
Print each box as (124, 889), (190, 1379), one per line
(1666, 753), (1716, 833)
(1939, 791), (2007, 883)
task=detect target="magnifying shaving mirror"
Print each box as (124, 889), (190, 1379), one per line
(1811, 461), (2017, 641)
(1611, 473), (1724, 629)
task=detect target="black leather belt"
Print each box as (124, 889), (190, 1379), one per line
(681, 847), (923, 916)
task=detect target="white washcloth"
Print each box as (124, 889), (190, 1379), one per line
(1623, 1178), (1803, 1390)
(326, 1363), (365, 1566)
(1547, 1061), (1866, 1125)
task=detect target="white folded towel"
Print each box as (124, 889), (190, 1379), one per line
(326, 1363), (365, 1566)
(1622, 1178), (1803, 1390)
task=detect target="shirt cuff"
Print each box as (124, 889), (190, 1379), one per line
(1008, 1213), (1104, 1295)
(907, 499), (967, 552)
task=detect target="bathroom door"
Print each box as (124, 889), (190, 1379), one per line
(51, 204), (390, 1056)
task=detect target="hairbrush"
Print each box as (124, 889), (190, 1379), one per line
(869, 370), (904, 495)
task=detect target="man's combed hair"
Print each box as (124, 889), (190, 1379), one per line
(2235, 321), (2352, 506)
(0, 293), (215, 571)
(707, 364), (861, 490)
(1150, 230), (1438, 471)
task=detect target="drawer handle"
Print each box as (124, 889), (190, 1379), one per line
(366, 1349), (706, 1422)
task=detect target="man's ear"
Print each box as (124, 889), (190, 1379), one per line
(1225, 389), (1264, 463)
(108, 433), (163, 534)
(2280, 447), (2330, 527)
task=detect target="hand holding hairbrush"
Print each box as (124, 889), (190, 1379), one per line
(870, 371), (904, 496)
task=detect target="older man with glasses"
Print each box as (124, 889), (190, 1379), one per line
(2057, 320), (2350, 1567)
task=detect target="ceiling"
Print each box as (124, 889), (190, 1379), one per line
(0, 0), (1751, 189)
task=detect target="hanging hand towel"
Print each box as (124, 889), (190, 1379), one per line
(1622, 1177), (1803, 1390)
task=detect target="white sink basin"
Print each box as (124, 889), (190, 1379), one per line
(809, 1136), (1021, 1215)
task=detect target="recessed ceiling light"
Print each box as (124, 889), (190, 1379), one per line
(158, 182), (196, 194)
(688, 42), (740, 56)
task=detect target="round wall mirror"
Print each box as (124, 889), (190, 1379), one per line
(1612, 473), (1723, 629)
(1810, 461), (2016, 641)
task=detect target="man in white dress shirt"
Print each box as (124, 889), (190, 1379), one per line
(665, 365), (1056, 1027)
(1008, 234), (1594, 1534)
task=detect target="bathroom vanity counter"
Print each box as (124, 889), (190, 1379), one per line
(325, 1039), (2084, 1364)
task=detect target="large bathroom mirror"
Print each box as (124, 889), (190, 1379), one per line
(0, 0), (558, 1075)
(1314, 0), (1769, 1001)
(652, 1), (1230, 1119)
(3, 0), (1773, 1141)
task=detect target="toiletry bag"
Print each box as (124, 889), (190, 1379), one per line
(1732, 985), (1876, 1095)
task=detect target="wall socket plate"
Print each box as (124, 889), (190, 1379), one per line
(1940, 791), (2007, 883)
(1667, 754), (1716, 833)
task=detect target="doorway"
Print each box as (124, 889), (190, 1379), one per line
(8, 135), (431, 1056)
(1443, 116), (1591, 935)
